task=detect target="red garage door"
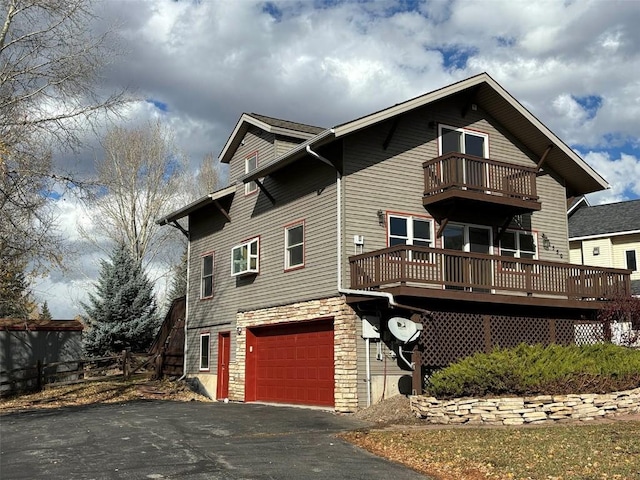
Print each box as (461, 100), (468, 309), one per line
(245, 319), (334, 407)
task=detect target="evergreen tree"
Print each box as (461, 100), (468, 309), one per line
(40, 301), (53, 320)
(82, 244), (160, 356)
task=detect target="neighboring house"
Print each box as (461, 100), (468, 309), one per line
(569, 198), (640, 297)
(0, 318), (84, 393)
(159, 73), (631, 412)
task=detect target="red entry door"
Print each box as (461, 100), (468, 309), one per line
(216, 332), (230, 399)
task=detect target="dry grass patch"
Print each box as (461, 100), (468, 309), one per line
(342, 421), (640, 480)
(0, 374), (211, 414)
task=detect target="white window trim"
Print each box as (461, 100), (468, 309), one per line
(284, 222), (305, 270)
(438, 124), (490, 158)
(442, 222), (494, 254)
(199, 333), (210, 371)
(387, 214), (434, 248)
(231, 237), (260, 276)
(244, 153), (258, 195)
(499, 230), (538, 259)
(200, 253), (214, 299)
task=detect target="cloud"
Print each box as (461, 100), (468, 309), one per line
(581, 151), (640, 204)
(30, 0), (640, 318)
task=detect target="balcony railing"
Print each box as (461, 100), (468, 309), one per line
(349, 245), (630, 301)
(423, 153), (539, 205)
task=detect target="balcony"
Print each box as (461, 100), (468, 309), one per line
(349, 246), (631, 308)
(423, 153), (541, 223)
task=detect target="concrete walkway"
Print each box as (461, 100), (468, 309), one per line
(1, 400), (431, 479)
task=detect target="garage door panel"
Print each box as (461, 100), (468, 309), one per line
(247, 320), (334, 407)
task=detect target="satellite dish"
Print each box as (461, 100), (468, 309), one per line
(387, 317), (423, 344)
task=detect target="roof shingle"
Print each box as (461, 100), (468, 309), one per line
(249, 113), (325, 136)
(568, 199), (640, 238)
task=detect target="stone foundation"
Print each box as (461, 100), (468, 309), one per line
(229, 296), (359, 413)
(410, 388), (640, 425)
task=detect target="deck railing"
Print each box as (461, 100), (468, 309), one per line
(423, 152), (539, 202)
(349, 245), (630, 300)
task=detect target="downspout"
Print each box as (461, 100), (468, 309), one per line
(306, 144), (428, 408)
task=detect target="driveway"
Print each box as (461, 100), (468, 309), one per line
(1, 400), (430, 479)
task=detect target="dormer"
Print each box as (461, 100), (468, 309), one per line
(218, 113), (324, 184)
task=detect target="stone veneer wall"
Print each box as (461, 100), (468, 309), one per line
(411, 388), (640, 425)
(229, 296), (359, 413)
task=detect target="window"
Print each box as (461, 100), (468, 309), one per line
(199, 333), (210, 371)
(245, 153), (258, 195)
(439, 125), (488, 158)
(627, 250), (637, 271)
(500, 231), (537, 259)
(231, 237), (259, 276)
(388, 214), (433, 248)
(285, 222), (304, 270)
(201, 253), (214, 298)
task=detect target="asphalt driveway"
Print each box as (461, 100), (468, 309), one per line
(1, 400), (429, 479)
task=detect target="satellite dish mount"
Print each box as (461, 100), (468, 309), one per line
(387, 317), (423, 370)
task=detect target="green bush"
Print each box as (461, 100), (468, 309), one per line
(425, 343), (640, 399)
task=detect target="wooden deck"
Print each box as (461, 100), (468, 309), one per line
(423, 153), (541, 215)
(349, 246), (631, 307)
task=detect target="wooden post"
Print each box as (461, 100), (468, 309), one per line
(122, 350), (130, 379)
(411, 345), (422, 395)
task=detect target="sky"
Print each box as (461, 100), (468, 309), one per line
(35, 0), (640, 318)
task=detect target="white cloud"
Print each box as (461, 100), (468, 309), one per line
(582, 151), (640, 204)
(30, 0), (640, 317)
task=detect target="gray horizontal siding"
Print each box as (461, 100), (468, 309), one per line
(341, 99), (571, 404)
(228, 127), (275, 184)
(187, 134), (339, 375)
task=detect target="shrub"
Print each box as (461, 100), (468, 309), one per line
(426, 343), (640, 399)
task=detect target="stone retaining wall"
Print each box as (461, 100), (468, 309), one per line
(410, 388), (640, 425)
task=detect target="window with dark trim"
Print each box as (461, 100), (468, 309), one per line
(199, 333), (210, 371)
(245, 153), (258, 195)
(285, 222), (304, 270)
(201, 253), (214, 298)
(626, 250), (637, 272)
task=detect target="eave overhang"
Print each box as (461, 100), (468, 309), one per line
(156, 185), (236, 225)
(240, 129), (336, 183)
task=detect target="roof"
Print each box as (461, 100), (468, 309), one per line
(567, 196), (590, 217)
(0, 318), (84, 331)
(219, 113), (324, 164)
(568, 199), (640, 239)
(243, 73), (608, 195)
(157, 185), (236, 225)
(248, 113), (325, 136)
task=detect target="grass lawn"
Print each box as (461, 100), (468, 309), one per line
(341, 421), (640, 480)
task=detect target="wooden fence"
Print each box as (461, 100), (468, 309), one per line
(0, 350), (157, 397)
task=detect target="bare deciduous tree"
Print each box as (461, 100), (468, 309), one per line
(195, 152), (222, 197)
(0, 0), (129, 273)
(84, 121), (187, 270)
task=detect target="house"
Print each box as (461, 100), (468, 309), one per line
(568, 198), (640, 297)
(158, 73), (631, 413)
